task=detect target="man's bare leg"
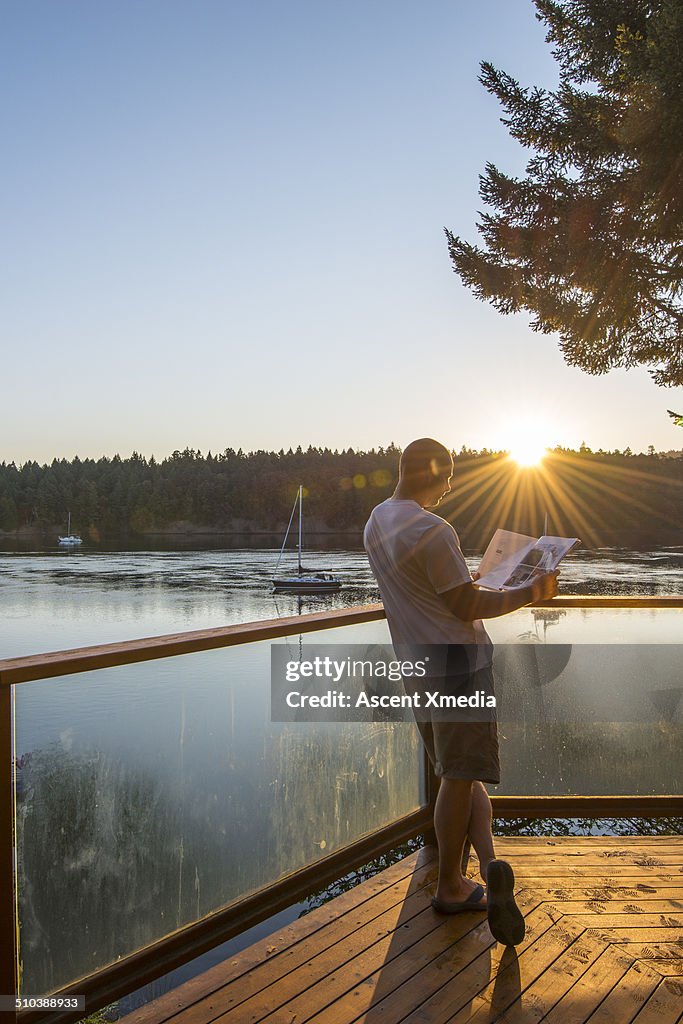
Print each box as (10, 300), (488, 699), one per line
(466, 780), (496, 879)
(434, 778), (486, 905)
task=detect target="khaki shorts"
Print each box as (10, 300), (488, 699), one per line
(410, 665), (500, 784)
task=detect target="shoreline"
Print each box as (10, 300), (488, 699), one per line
(0, 524), (363, 539)
(2, 525), (681, 549)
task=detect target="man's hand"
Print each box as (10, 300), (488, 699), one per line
(441, 569), (559, 622)
(530, 571), (559, 602)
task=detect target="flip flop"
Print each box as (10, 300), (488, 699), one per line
(431, 883), (486, 915)
(486, 859), (525, 945)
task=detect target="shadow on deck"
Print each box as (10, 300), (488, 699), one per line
(123, 836), (683, 1024)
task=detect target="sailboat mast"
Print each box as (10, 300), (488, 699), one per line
(67, 511), (71, 535)
(297, 485), (303, 575)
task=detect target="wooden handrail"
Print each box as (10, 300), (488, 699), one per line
(491, 794), (682, 816)
(534, 596), (683, 607)
(1, 596), (681, 687)
(0, 604), (386, 686)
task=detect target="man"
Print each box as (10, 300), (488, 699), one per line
(363, 438), (558, 946)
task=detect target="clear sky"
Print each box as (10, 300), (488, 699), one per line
(3, 0), (682, 464)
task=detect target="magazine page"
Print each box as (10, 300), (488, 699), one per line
(500, 535), (579, 589)
(475, 531), (580, 591)
(475, 529), (538, 591)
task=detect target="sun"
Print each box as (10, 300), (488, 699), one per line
(506, 422), (549, 467)
(510, 440), (547, 467)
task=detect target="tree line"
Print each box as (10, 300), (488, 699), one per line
(0, 445), (681, 548)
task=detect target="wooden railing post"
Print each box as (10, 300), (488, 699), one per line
(423, 745), (438, 847)
(0, 683), (18, 1017)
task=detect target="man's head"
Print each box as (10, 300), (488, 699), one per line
(396, 438), (453, 507)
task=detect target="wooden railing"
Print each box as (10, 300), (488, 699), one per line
(1, 596), (681, 1024)
(3, 596), (681, 686)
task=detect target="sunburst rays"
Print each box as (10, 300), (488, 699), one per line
(443, 450), (681, 546)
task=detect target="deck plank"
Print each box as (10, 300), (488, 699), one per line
(121, 837), (683, 1024)
(643, 961), (683, 976)
(582, 960), (663, 1023)
(215, 895), (448, 1024)
(615, 944), (683, 961)
(543, 945), (638, 1024)
(296, 898), (552, 1024)
(631, 978), (683, 1024)
(535, 899), (683, 913)
(148, 860), (440, 1024)
(475, 932), (619, 1024)
(563, 915), (683, 928)
(443, 919), (589, 1024)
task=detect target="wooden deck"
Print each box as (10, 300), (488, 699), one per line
(124, 837), (683, 1024)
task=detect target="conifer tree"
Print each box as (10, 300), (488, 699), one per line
(446, 0), (683, 385)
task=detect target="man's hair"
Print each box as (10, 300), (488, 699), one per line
(399, 438), (453, 482)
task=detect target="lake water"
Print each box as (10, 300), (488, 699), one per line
(2, 542), (682, 659)
(1, 543), (681, 996)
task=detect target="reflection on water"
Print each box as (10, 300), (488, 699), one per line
(0, 548), (375, 658)
(1, 545), (681, 660)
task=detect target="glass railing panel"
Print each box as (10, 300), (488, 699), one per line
(14, 617), (421, 996)
(309, 611), (680, 798)
(486, 607), (682, 796)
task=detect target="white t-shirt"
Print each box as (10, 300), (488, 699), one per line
(363, 498), (491, 672)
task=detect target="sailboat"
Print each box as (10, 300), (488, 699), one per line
(272, 485), (342, 592)
(58, 512), (82, 546)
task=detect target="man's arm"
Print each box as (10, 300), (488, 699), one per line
(440, 572), (559, 622)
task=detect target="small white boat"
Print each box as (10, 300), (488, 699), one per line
(272, 485), (342, 592)
(272, 572), (341, 593)
(58, 512), (82, 546)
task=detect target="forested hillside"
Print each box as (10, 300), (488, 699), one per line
(0, 445), (681, 549)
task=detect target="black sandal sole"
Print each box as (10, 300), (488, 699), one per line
(486, 859), (525, 945)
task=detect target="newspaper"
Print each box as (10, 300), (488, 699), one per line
(475, 528), (580, 591)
